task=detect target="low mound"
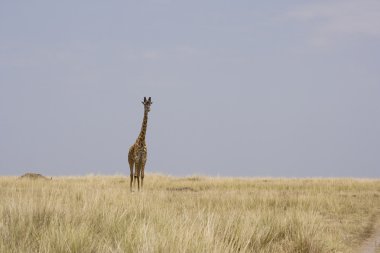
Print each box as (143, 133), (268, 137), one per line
(19, 173), (51, 180)
(166, 187), (196, 192)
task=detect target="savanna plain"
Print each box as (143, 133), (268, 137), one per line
(1, 174), (380, 253)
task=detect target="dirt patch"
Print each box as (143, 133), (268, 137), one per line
(166, 187), (197, 192)
(357, 217), (380, 253)
(18, 173), (52, 180)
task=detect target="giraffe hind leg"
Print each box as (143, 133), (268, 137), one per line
(128, 145), (135, 192)
(129, 160), (134, 192)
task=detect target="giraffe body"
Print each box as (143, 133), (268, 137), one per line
(128, 97), (152, 192)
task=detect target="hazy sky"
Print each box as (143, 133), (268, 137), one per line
(1, 0), (379, 177)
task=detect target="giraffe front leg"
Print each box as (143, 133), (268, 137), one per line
(136, 174), (140, 191)
(135, 162), (141, 192)
(141, 172), (144, 190)
(141, 160), (146, 191)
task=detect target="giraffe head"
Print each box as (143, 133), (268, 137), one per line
(142, 97), (153, 112)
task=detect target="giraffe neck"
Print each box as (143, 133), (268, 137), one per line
(137, 109), (148, 143)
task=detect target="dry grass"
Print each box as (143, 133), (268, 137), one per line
(0, 174), (379, 253)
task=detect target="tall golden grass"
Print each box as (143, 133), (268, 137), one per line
(0, 174), (379, 253)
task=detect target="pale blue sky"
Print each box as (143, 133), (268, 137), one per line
(1, 0), (379, 177)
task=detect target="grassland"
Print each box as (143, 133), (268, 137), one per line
(0, 174), (379, 253)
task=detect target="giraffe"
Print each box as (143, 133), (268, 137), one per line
(128, 97), (152, 192)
